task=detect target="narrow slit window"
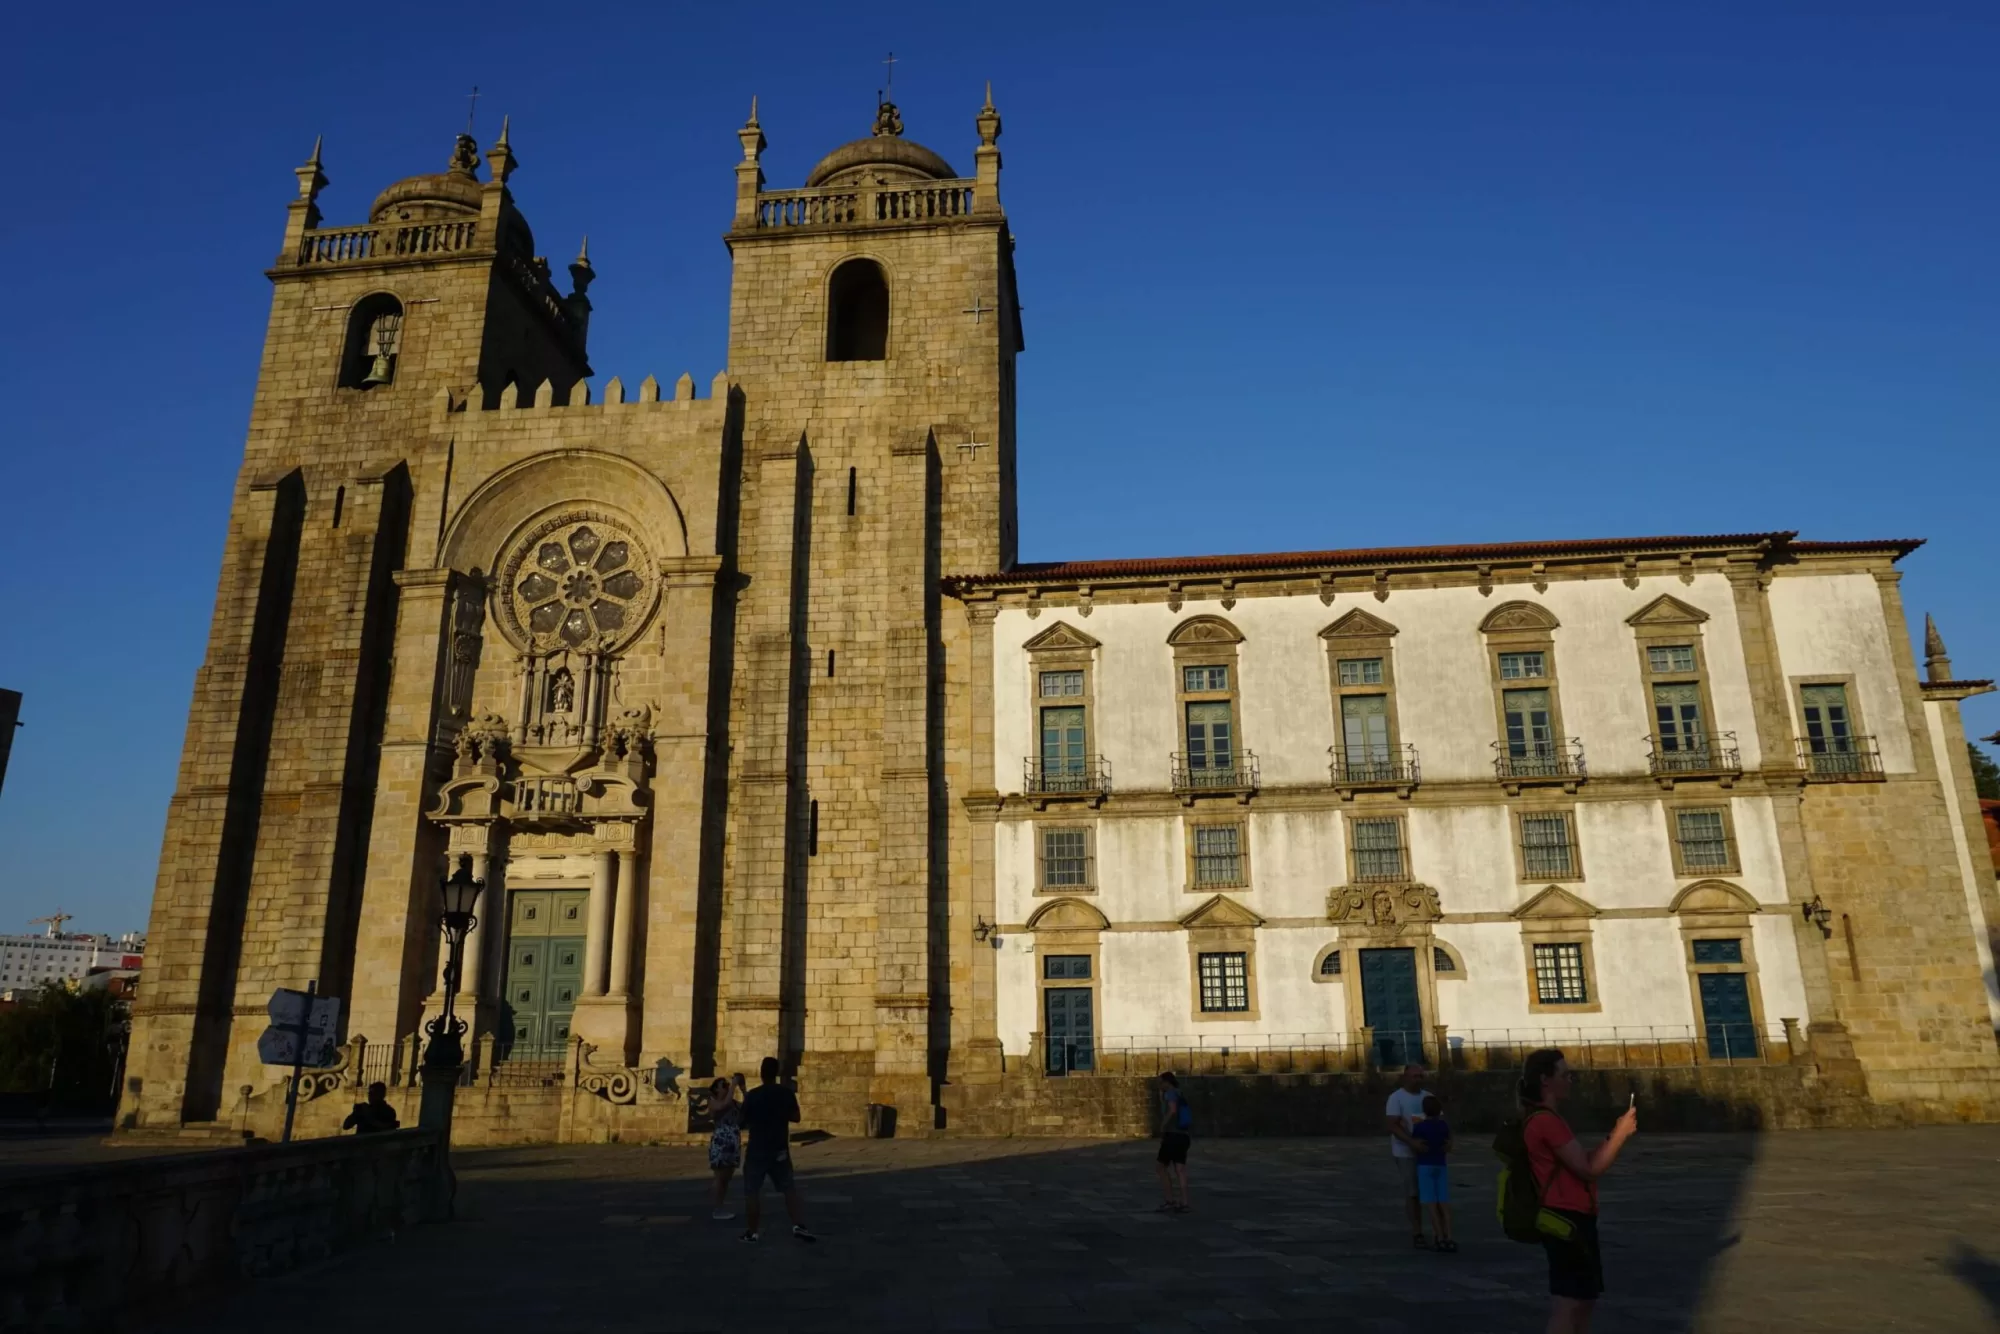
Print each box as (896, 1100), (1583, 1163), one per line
(847, 467), (857, 515)
(331, 485), (345, 528)
(808, 800), (819, 856)
(827, 649), (836, 678)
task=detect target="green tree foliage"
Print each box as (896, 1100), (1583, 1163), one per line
(1971, 743), (2000, 802)
(0, 982), (125, 1111)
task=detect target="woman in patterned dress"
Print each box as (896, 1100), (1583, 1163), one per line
(707, 1073), (746, 1221)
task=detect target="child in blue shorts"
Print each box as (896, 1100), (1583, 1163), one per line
(1411, 1093), (1456, 1252)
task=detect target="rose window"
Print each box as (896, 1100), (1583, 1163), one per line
(507, 520), (650, 648)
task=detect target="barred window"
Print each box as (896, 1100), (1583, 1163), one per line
(1499, 651), (1547, 680)
(1183, 664), (1230, 693)
(1521, 814), (1575, 879)
(1533, 942), (1589, 1004)
(1691, 938), (1743, 965)
(1353, 818), (1406, 881)
(1041, 828), (1091, 887)
(1039, 670), (1084, 698)
(1319, 950), (1342, 976)
(1043, 954), (1091, 980)
(1338, 657), (1384, 686)
(1193, 824), (1244, 886)
(1433, 947), (1456, 973)
(1675, 810), (1730, 870)
(1647, 644), (1696, 674)
(1198, 952), (1250, 1012)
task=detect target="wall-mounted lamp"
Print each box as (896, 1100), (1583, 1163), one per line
(972, 916), (1001, 949)
(1801, 894), (1832, 937)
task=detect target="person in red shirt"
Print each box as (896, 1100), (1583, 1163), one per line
(1519, 1048), (1637, 1333)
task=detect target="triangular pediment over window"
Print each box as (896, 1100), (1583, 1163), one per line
(1179, 894), (1265, 930)
(1320, 609), (1399, 640)
(1625, 594), (1711, 628)
(1512, 885), (1600, 920)
(1023, 621), (1100, 652)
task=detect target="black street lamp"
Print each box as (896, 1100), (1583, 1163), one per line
(424, 854), (486, 1071)
(417, 853), (485, 1223)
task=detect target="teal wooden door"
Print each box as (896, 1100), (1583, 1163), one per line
(1342, 695), (1390, 767)
(500, 889), (587, 1059)
(1360, 948), (1424, 1067)
(1502, 688), (1555, 769)
(1044, 988), (1094, 1074)
(1698, 973), (1757, 1059)
(1653, 682), (1705, 754)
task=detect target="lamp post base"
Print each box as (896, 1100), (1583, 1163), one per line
(418, 1060), (462, 1222)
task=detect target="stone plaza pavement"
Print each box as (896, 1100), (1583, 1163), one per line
(155, 1127), (2000, 1334)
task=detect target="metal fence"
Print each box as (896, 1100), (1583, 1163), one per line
(1042, 1024), (1795, 1078)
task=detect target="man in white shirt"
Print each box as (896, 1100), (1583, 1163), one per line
(1383, 1062), (1431, 1246)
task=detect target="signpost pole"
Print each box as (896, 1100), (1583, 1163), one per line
(280, 979), (316, 1144)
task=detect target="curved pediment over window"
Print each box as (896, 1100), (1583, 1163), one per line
(1479, 600), (1560, 634)
(1026, 897), (1109, 932)
(1167, 615), (1244, 646)
(1669, 879), (1760, 915)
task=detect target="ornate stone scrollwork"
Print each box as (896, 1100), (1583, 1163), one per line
(575, 1040), (639, 1105)
(292, 1036), (367, 1102)
(1327, 882), (1443, 933)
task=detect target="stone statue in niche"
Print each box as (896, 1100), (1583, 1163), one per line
(548, 667), (575, 712)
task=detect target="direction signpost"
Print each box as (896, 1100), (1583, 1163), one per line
(257, 981), (342, 1143)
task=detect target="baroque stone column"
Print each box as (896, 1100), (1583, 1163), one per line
(608, 849), (638, 997)
(583, 848), (615, 998)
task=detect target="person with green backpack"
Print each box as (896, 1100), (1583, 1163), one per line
(1492, 1048), (1637, 1333)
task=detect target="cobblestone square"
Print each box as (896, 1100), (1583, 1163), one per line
(147, 1125), (2000, 1333)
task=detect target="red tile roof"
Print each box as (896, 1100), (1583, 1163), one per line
(948, 532), (1923, 590)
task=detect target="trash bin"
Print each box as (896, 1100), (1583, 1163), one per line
(865, 1102), (898, 1138)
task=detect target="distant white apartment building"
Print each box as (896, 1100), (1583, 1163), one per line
(0, 931), (145, 993)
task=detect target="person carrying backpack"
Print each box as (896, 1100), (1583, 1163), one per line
(1493, 1048), (1637, 1334)
(1154, 1071), (1193, 1214)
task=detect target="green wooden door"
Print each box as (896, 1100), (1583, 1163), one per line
(500, 888), (587, 1060)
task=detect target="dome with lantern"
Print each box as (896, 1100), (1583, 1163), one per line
(805, 100), (959, 187)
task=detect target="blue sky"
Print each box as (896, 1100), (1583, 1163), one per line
(2, 1), (1995, 934)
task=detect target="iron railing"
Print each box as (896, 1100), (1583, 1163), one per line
(1171, 750), (1260, 793)
(1025, 755), (1111, 796)
(1329, 743), (1420, 788)
(1492, 738), (1587, 783)
(1646, 732), (1742, 778)
(1796, 734), (1883, 779)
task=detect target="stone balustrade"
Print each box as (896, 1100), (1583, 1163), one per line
(0, 1130), (439, 1330)
(296, 220), (481, 266)
(753, 180), (977, 230)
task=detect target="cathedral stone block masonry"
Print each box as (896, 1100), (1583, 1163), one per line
(122, 95), (2000, 1142)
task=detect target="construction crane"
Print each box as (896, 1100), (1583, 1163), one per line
(27, 913), (70, 938)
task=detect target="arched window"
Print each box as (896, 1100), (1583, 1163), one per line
(1433, 947), (1455, 973)
(826, 259), (888, 361)
(1319, 950), (1341, 977)
(341, 293), (404, 388)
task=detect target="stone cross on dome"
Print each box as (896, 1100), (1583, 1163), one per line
(874, 51), (904, 138)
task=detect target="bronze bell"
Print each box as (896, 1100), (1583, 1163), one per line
(361, 352), (395, 386)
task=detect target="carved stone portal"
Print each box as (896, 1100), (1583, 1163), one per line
(1327, 882), (1442, 933)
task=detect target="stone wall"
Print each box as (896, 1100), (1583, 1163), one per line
(0, 1130), (437, 1331)
(941, 1064), (1906, 1139)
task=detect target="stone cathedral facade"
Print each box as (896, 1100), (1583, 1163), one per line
(125, 97), (2000, 1142)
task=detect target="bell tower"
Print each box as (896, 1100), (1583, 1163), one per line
(126, 125), (596, 1127)
(717, 92), (1022, 1124)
